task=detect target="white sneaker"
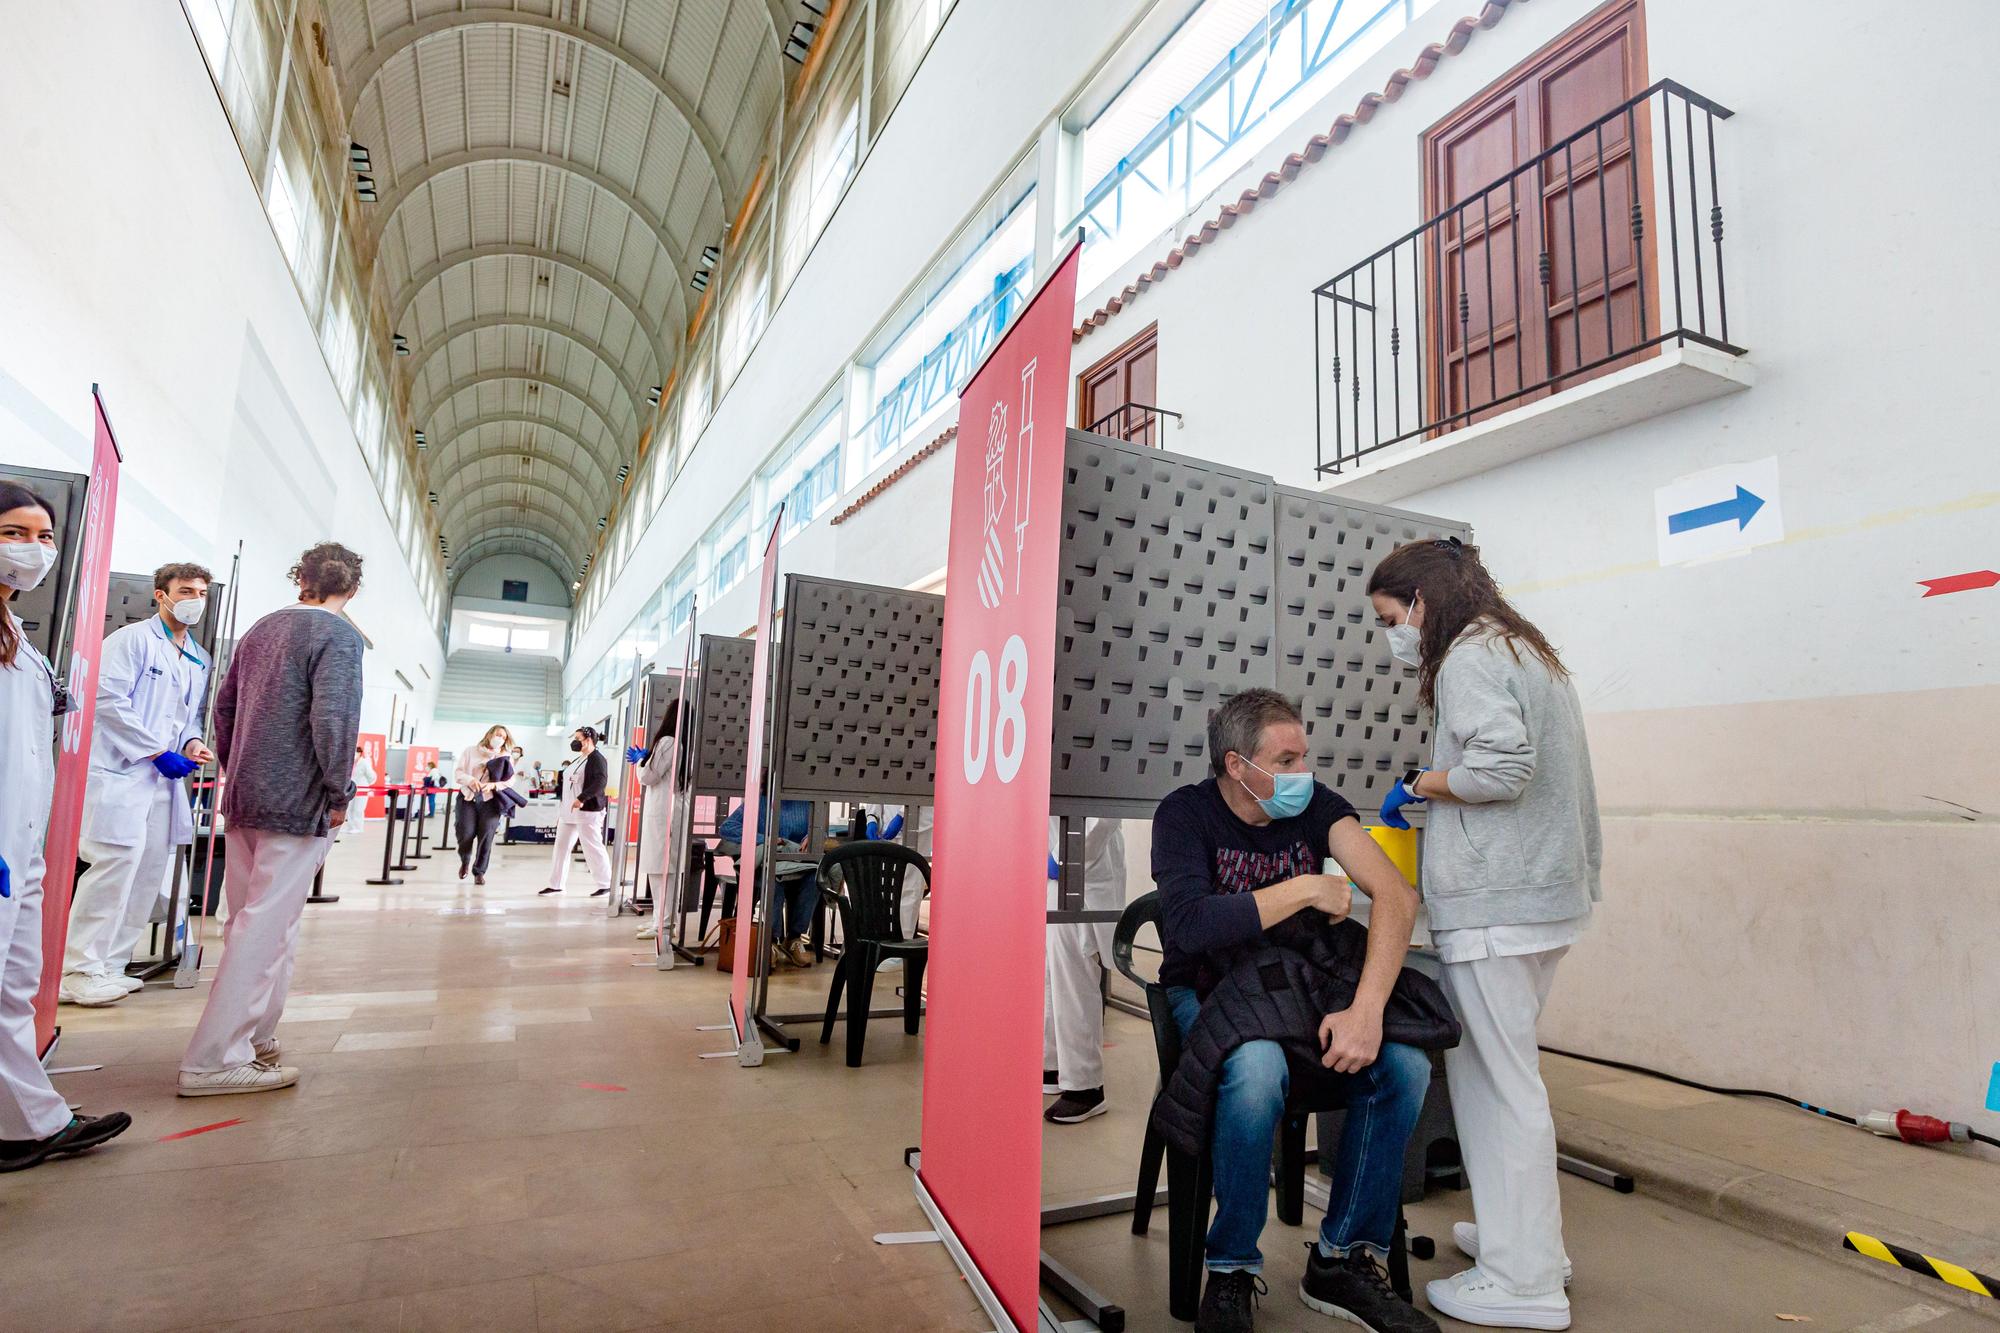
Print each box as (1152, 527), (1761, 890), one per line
(1453, 1222), (1572, 1286)
(636, 923), (656, 939)
(178, 1062), (301, 1097)
(113, 973), (145, 994)
(58, 975), (129, 1007)
(1425, 1266), (1570, 1330)
(253, 1039), (281, 1064)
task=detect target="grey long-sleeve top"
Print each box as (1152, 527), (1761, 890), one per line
(214, 604), (365, 837)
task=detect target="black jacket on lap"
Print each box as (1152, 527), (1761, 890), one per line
(1152, 916), (1461, 1159)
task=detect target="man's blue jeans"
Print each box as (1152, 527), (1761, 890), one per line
(1167, 986), (1430, 1274)
(775, 871), (819, 939)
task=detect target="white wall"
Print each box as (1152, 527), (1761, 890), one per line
(453, 553), (571, 608)
(0, 4), (444, 739)
(1055, 0), (2000, 1123)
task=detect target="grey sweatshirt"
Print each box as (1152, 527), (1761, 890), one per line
(214, 604), (365, 836)
(1422, 624), (1602, 931)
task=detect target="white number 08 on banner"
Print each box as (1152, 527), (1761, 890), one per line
(962, 634), (1028, 784)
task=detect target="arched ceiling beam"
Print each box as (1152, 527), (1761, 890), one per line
(431, 439), (612, 515)
(451, 533), (581, 591)
(343, 10), (740, 203)
(441, 493), (597, 564)
(370, 148), (692, 335)
(426, 411), (620, 491)
(391, 245), (671, 381)
(407, 314), (653, 422)
(414, 371), (629, 455)
(440, 481), (595, 538)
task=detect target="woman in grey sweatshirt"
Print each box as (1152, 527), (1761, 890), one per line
(1367, 538), (1600, 1332)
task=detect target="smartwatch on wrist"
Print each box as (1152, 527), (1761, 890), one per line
(1402, 768), (1427, 800)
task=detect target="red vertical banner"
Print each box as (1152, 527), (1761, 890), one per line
(920, 241), (1081, 1328)
(403, 744), (438, 787)
(726, 513), (785, 1054)
(357, 733), (388, 818)
(35, 388), (123, 1050)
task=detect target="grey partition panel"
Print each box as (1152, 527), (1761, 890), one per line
(1051, 431), (1279, 816)
(773, 574), (944, 803)
(691, 634), (758, 797)
(1273, 488), (1471, 814)
(640, 672), (684, 739)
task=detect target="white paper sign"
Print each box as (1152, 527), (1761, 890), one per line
(1655, 457), (1783, 566)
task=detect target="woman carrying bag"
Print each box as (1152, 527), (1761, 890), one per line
(453, 724), (514, 885)
(1367, 538), (1601, 1332)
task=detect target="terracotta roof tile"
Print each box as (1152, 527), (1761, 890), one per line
(828, 423), (958, 526)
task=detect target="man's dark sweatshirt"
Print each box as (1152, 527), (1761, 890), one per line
(214, 604), (364, 837)
(1150, 776), (1358, 995)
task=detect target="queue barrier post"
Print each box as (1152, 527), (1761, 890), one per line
(411, 791), (432, 860)
(436, 790), (458, 854)
(367, 787), (405, 886)
(393, 786), (420, 871)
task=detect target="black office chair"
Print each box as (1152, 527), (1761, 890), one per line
(817, 840), (929, 1067)
(1111, 891), (1428, 1321)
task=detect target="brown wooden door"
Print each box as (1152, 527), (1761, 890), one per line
(1426, 0), (1650, 430)
(1076, 323), (1159, 446)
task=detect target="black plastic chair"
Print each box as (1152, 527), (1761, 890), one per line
(817, 841), (930, 1067)
(1112, 891), (1424, 1321)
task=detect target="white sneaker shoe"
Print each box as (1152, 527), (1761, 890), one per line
(58, 975), (129, 1007)
(636, 923), (656, 939)
(253, 1039), (281, 1064)
(1452, 1222), (1572, 1286)
(178, 1062), (301, 1097)
(1425, 1266), (1570, 1330)
(113, 973), (145, 994)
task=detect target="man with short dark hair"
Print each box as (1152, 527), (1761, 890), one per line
(61, 562), (215, 1006)
(180, 543), (365, 1096)
(1152, 688), (1439, 1333)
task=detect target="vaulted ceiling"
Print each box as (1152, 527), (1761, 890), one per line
(323, 1), (789, 592)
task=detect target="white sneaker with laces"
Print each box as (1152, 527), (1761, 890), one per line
(1425, 1266), (1570, 1330)
(113, 973), (145, 994)
(58, 975), (129, 1007)
(178, 1062), (301, 1097)
(1452, 1222), (1572, 1286)
(253, 1039), (281, 1064)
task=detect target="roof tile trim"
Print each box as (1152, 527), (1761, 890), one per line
(1073, 0), (1521, 342)
(828, 423), (959, 525)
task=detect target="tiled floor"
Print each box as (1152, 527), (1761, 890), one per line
(5, 831), (1989, 1332)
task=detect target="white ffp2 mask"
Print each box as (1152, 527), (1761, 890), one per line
(0, 541), (56, 592)
(170, 596), (208, 627)
(1386, 622), (1422, 667)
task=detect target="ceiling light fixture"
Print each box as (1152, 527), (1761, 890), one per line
(414, 430), (427, 448)
(690, 270), (710, 292)
(349, 142), (371, 169)
(616, 464), (631, 482)
(783, 21), (816, 62)
(354, 175), (377, 203)
(393, 333), (410, 356)
(701, 245), (721, 267)
(647, 385), (662, 405)
(597, 516), (608, 530)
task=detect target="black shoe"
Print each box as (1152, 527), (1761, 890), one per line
(474, 874), (486, 886)
(1299, 1246), (1438, 1332)
(589, 887), (609, 897)
(538, 887), (561, 895)
(1042, 1069), (1061, 1094)
(1197, 1269), (1265, 1333)
(0, 1113), (133, 1173)
(1044, 1087), (1108, 1124)
(458, 865), (468, 880)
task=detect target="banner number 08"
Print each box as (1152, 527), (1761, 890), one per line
(962, 634), (1028, 785)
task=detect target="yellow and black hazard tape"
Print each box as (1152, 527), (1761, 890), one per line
(1844, 1231), (1997, 1299)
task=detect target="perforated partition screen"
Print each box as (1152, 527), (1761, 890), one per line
(690, 634), (758, 797)
(773, 575), (945, 803)
(1051, 432), (1279, 816)
(1049, 430), (1467, 818)
(640, 672), (684, 740)
(1273, 487), (1471, 814)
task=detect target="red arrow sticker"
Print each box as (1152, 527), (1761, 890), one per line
(577, 1082), (627, 1092)
(1919, 570), (1999, 597)
(159, 1118), (244, 1141)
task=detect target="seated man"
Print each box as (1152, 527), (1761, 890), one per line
(1153, 688), (1439, 1333)
(716, 796), (818, 968)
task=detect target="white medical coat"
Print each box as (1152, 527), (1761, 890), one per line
(0, 637), (58, 881)
(634, 739), (677, 879)
(81, 618), (208, 848)
(1046, 817), (1125, 911)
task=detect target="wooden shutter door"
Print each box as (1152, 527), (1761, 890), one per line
(1076, 323), (1159, 444)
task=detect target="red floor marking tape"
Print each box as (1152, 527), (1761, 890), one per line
(159, 1118), (244, 1141)
(578, 1082), (627, 1092)
(1918, 570), (1999, 597)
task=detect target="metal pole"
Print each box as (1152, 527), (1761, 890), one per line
(659, 602), (702, 969)
(174, 541), (242, 989)
(367, 788), (404, 886)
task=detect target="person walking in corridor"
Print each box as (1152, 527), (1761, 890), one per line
(180, 543), (365, 1097)
(540, 726), (611, 896)
(454, 724), (513, 885)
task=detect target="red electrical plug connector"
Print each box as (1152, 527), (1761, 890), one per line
(1860, 1109), (1973, 1145)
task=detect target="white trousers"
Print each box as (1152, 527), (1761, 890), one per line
(0, 850), (74, 1139)
(66, 783), (174, 979)
(1440, 947), (1570, 1298)
(182, 828), (329, 1074)
(548, 817), (612, 892)
(1043, 919), (1115, 1091)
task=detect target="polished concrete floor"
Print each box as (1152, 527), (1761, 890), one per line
(4, 827), (1989, 1332)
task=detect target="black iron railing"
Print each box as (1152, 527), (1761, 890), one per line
(1313, 79), (1743, 474)
(1087, 401), (1183, 448)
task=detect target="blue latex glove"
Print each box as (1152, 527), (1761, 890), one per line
(880, 812), (904, 840)
(1379, 774), (1427, 830)
(1047, 854), (1062, 881)
(152, 751), (200, 780)
(864, 817), (879, 839)
(0, 852), (10, 899)
(625, 745), (649, 765)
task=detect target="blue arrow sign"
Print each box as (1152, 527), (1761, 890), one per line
(1668, 485), (1765, 535)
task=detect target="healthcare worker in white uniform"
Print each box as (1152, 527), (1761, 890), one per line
(0, 481), (133, 1169)
(1370, 538), (1599, 1331)
(1042, 816), (1126, 1124)
(540, 726), (613, 895)
(628, 704), (682, 940)
(338, 743), (375, 841)
(59, 562), (213, 1006)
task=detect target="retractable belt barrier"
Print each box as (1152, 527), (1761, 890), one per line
(356, 784), (418, 886)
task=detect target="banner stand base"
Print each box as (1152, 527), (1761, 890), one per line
(912, 1170), (1068, 1333)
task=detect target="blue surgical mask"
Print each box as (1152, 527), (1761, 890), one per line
(1239, 758), (1313, 820)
